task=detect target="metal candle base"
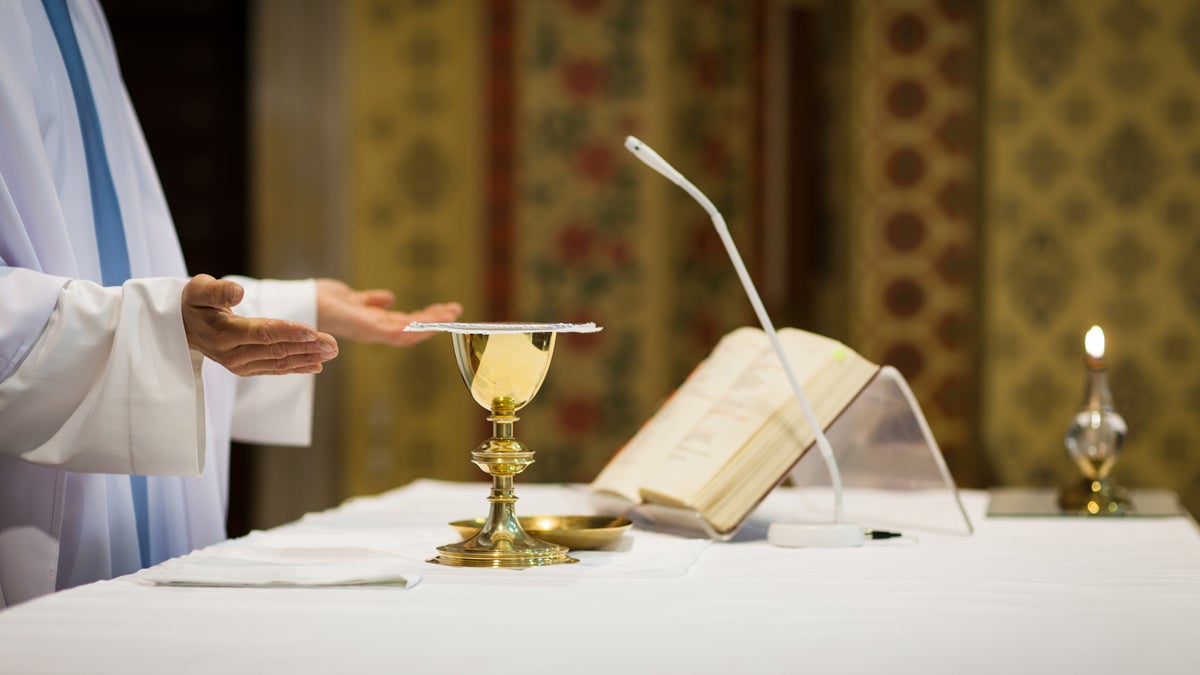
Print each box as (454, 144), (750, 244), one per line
(1058, 477), (1131, 516)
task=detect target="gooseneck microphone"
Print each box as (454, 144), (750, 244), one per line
(625, 136), (864, 547)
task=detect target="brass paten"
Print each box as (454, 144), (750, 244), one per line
(450, 515), (633, 551)
(432, 329), (577, 567)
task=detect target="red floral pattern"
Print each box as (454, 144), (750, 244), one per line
(562, 57), (607, 103)
(515, 0), (762, 481)
(570, 140), (616, 185)
(555, 220), (595, 264)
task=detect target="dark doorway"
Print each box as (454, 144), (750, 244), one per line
(103, 0), (256, 537)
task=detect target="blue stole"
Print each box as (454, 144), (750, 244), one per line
(42, 0), (151, 568)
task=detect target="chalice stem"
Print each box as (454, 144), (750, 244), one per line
(484, 474), (520, 537)
(476, 412), (526, 543)
(492, 412), (514, 440)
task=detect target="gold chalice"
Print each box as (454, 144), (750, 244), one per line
(405, 322), (600, 567)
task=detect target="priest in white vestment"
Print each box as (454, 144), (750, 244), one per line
(0, 0), (460, 608)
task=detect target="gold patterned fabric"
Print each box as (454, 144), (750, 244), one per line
(981, 0), (1200, 514)
(342, 0), (486, 494)
(512, 0), (762, 482)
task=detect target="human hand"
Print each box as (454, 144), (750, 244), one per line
(181, 274), (338, 375)
(315, 278), (462, 346)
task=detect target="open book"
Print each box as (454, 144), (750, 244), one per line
(591, 326), (879, 535)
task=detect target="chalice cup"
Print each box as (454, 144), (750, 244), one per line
(433, 328), (576, 567)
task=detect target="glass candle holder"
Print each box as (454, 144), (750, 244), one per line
(1059, 326), (1130, 515)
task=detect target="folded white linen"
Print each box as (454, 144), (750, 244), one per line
(140, 556), (421, 588)
(139, 533), (424, 588)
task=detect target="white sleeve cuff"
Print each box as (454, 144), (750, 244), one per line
(0, 277), (205, 475)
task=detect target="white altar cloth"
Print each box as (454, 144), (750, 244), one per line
(0, 481), (1197, 674)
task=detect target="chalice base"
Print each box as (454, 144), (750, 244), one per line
(1058, 478), (1131, 516)
(431, 534), (577, 568)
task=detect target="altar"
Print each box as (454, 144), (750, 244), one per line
(1, 480), (1197, 674)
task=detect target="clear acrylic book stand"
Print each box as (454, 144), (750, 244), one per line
(608, 366), (974, 541)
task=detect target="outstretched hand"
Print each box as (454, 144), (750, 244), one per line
(182, 274), (338, 375)
(315, 279), (462, 346)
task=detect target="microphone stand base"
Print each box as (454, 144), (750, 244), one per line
(767, 522), (865, 548)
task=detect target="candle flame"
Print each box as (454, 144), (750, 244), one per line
(1085, 325), (1105, 359)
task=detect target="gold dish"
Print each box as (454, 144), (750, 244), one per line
(450, 515), (632, 551)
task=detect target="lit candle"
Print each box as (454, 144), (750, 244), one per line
(1084, 325), (1105, 369)
(1061, 323), (1129, 513)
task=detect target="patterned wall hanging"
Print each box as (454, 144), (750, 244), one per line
(981, 0), (1200, 514)
(843, 0), (982, 485)
(511, 0), (763, 483)
(342, 0), (487, 494)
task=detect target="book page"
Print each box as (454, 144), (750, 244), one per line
(589, 328), (768, 502)
(636, 329), (842, 506)
(700, 353), (879, 531)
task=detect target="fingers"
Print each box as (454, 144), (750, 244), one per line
(361, 289), (395, 309)
(183, 274), (244, 310)
(217, 336), (338, 376)
(384, 302), (464, 346)
(195, 314), (321, 351)
(315, 278), (393, 311)
(212, 319), (338, 372)
(240, 316), (321, 345)
(313, 275), (463, 346)
(410, 302), (463, 324)
(225, 324), (336, 360)
(222, 330), (338, 373)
